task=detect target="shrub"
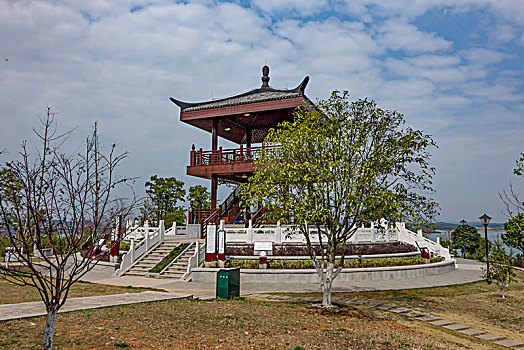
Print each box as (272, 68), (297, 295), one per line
(114, 341), (130, 348)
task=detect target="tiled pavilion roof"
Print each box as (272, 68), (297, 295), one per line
(170, 66), (310, 144)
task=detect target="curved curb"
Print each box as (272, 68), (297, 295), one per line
(192, 259), (456, 284)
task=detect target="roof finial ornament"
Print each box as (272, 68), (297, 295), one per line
(261, 65), (270, 88)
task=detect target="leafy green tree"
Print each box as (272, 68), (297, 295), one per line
(242, 91), (438, 308)
(484, 242), (515, 299)
(514, 152), (524, 176)
(503, 213), (524, 255)
(500, 152), (524, 217)
(187, 185), (210, 208)
(451, 225), (489, 259)
(139, 175), (186, 227)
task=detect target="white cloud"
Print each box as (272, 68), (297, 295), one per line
(489, 24), (519, 44)
(0, 0), (523, 222)
(461, 48), (512, 65)
(376, 18), (453, 53)
(252, 0), (328, 17)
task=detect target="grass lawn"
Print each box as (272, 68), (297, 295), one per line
(0, 297), (462, 350)
(0, 277), (155, 305)
(0, 270), (521, 349)
(331, 270), (524, 340)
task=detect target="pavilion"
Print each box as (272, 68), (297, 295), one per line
(170, 66), (310, 229)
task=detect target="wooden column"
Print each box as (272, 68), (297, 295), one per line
(212, 118), (218, 151)
(211, 118), (219, 209)
(246, 127), (252, 148)
(211, 175), (217, 209)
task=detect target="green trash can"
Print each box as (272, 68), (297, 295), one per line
(216, 267), (240, 299)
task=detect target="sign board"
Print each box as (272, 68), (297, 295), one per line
(218, 229), (225, 255)
(254, 241), (273, 255)
(206, 224), (217, 254)
(415, 240), (427, 249)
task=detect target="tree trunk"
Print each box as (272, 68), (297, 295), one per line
(42, 306), (58, 350)
(321, 261), (335, 308)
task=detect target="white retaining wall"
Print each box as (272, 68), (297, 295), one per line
(191, 259), (456, 284)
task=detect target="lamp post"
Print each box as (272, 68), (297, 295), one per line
(460, 219), (467, 259)
(479, 213), (492, 276)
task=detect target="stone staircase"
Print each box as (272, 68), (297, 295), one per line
(160, 244), (197, 279)
(124, 238), (182, 276)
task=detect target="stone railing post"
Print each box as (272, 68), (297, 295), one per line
(195, 241), (200, 265)
(145, 221), (150, 251)
(160, 220), (165, 242)
(276, 221), (282, 244)
(248, 219), (254, 243)
(130, 238), (135, 263)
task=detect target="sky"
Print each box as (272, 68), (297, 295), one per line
(1, 0), (523, 224)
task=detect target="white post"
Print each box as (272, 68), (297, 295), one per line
(248, 219), (254, 244)
(417, 229), (423, 240)
(276, 221), (282, 244)
(195, 241), (200, 265)
(173, 222), (177, 235)
(130, 238), (135, 263)
(145, 221), (150, 251)
(160, 220), (165, 242)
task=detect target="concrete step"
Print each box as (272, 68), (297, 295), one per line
(125, 271), (147, 276)
(161, 272), (184, 279)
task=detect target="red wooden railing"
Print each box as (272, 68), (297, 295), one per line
(190, 145), (266, 167)
(188, 207), (214, 225)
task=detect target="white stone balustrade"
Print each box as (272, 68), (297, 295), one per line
(115, 220), (165, 275)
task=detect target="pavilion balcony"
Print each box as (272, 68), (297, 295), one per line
(187, 145), (266, 181)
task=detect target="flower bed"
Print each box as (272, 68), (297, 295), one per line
(225, 242), (417, 256)
(225, 256), (444, 269)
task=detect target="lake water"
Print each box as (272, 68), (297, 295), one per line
(427, 229), (517, 254)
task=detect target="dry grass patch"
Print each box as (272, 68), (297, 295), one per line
(0, 275), (157, 305)
(279, 270), (523, 345)
(0, 298), (461, 349)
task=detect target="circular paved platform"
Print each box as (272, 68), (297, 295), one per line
(80, 258), (484, 299)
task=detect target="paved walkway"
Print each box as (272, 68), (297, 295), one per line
(251, 294), (524, 349)
(79, 258), (484, 298)
(0, 291), (191, 322)
(0, 258), (484, 323)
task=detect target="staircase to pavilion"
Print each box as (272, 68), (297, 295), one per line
(123, 237), (182, 277)
(159, 245), (197, 279)
(189, 186), (244, 237)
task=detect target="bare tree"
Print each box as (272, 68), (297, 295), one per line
(0, 107), (136, 350)
(500, 152), (524, 217)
